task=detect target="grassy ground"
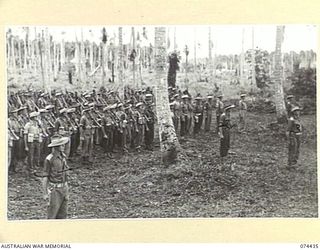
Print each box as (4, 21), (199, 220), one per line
(7, 112), (317, 219)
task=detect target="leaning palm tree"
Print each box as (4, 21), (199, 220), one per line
(273, 26), (287, 123)
(154, 27), (181, 165)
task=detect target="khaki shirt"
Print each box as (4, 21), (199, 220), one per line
(44, 153), (68, 183)
(24, 120), (41, 141)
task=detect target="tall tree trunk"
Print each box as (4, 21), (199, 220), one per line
(274, 26), (287, 123)
(90, 41), (94, 72)
(24, 36), (28, 70)
(101, 42), (106, 86)
(61, 38), (65, 71)
(11, 36), (16, 76)
(251, 27), (256, 87)
(6, 31), (10, 73)
(33, 28), (38, 75)
(240, 28), (245, 80)
(154, 27), (180, 165)
(194, 28), (197, 76)
(80, 29), (86, 87)
(18, 40), (22, 73)
(132, 27), (136, 88)
(118, 27), (124, 98)
(208, 27), (213, 85)
(39, 32), (46, 90)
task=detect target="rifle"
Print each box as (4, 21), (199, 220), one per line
(88, 112), (102, 128)
(9, 127), (20, 141)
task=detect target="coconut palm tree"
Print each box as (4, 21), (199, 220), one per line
(154, 27), (180, 165)
(273, 26), (287, 123)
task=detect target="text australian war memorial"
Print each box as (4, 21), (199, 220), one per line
(6, 26), (317, 219)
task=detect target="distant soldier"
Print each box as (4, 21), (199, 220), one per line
(124, 103), (136, 150)
(65, 108), (78, 159)
(216, 94), (224, 134)
(79, 107), (94, 163)
(287, 107), (302, 168)
(115, 103), (128, 152)
(218, 105), (235, 160)
(101, 106), (114, 158)
(193, 95), (203, 135)
(187, 96), (194, 135)
(38, 109), (51, 166)
(24, 111), (42, 175)
(180, 95), (189, 136)
(8, 108), (21, 173)
(238, 94), (247, 132)
(172, 94), (181, 133)
(134, 102), (146, 151)
(169, 102), (175, 124)
(286, 95), (294, 118)
(54, 108), (71, 158)
(42, 135), (70, 219)
(144, 94), (156, 150)
(203, 95), (214, 132)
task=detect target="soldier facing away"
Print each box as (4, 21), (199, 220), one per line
(287, 106), (302, 168)
(218, 105), (235, 161)
(238, 94), (247, 132)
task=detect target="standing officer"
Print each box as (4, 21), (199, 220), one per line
(173, 94), (181, 133)
(238, 94), (247, 132)
(124, 103), (135, 150)
(101, 106), (114, 158)
(79, 107), (94, 163)
(204, 95), (213, 132)
(287, 106), (302, 168)
(134, 102), (146, 151)
(144, 96), (156, 150)
(216, 94), (224, 134)
(24, 111), (42, 176)
(54, 108), (71, 159)
(180, 95), (189, 136)
(193, 95), (203, 135)
(42, 135), (70, 219)
(218, 105), (235, 160)
(286, 95), (294, 118)
(8, 108), (21, 173)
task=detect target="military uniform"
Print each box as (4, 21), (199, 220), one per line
(239, 95), (247, 131)
(286, 95), (294, 119)
(43, 136), (70, 219)
(180, 95), (189, 136)
(24, 112), (42, 174)
(287, 107), (302, 167)
(79, 109), (94, 162)
(216, 97), (224, 134)
(54, 109), (71, 158)
(173, 97), (181, 134)
(204, 96), (213, 132)
(8, 110), (22, 172)
(193, 98), (203, 135)
(134, 103), (146, 150)
(144, 103), (155, 150)
(218, 105), (235, 157)
(101, 107), (114, 157)
(115, 104), (128, 152)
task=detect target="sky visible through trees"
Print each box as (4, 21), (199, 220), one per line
(7, 25), (317, 58)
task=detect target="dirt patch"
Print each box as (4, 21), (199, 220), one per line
(7, 113), (317, 219)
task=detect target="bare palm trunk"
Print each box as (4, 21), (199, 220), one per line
(11, 36), (16, 76)
(118, 27), (124, 98)
(274, 26), (287, 123)
(154, 27), (180, 165)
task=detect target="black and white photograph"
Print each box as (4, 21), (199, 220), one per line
(6, 25), (317, 220)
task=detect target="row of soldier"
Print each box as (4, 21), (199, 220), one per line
(8, 88), (157, 176)
(8, 84), (251, 177)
